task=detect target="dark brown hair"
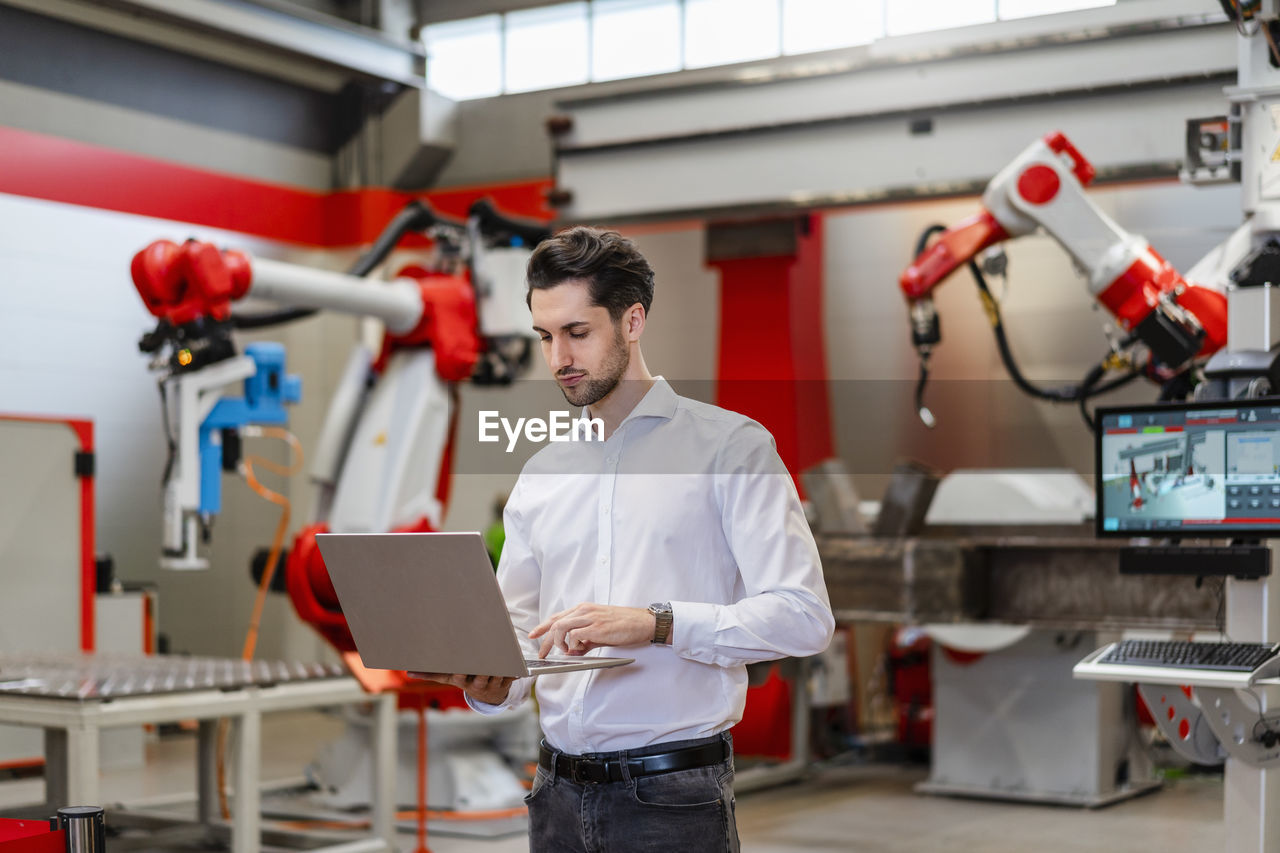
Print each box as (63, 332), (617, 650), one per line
(526, 226), (654, 320)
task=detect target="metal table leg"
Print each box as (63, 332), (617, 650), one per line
(44, 728), (69, 809)
(196, 719), (219, 825)
(371, 694), (396, 849)
(233, 710), (261, 853)
(65, 723), (99, 808)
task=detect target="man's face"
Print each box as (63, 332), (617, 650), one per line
(530, 279), (630, 407)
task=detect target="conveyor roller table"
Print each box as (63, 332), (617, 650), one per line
(0, 652), (396, 853)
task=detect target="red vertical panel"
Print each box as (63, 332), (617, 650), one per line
(713, 254), (800, 473)
(710, 215), (833, 489)
(712, 218), (832, 760)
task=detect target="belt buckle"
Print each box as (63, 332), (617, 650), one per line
(571, 758), (607, 784)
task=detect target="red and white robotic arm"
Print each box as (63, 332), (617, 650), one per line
(130, 201), (545, 660)
(899, 131), (1229, 423)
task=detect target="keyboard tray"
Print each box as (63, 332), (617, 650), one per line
(1074, 641), (1280, 688)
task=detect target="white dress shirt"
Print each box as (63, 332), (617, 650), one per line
(467, 377), (835, 754)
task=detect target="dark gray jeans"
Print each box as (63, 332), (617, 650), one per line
(526, 733), (740, 853)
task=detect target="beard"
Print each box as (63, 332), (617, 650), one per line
(559, 325), (630, 408)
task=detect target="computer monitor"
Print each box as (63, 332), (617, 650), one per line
(1096, 397), (1280, 538)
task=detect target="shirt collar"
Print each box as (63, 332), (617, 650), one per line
(582, 376), (678, 430)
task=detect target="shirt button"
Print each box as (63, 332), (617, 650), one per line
(603, 506), (610, 514)
(606, 455), (617, 464)
(598, 556), (607, 564)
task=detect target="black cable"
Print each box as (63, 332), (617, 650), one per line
(909, 224), (951, 427)
(158, 381), (177, 487)
(967, 258), (1139, 404)
(908, 223), (1141, 428)
(468, 198), (552, 247)
(1078, 370), (1143, 431)
(915, 223), (947, 258)
(231, 306), (316, 330)
(230, 200), (452, 329)
(914, 359), (934, 428)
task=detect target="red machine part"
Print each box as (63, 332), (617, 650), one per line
(0, 819), (64, 853)
(130, 240), (251, 325)
(898, 210), (1008, 301)
(1042, 129), (1095, 185)
(1096, 248), (1228, 358)
(889, 627), (933, 749)
(285, 516), (437, 654)
(375, 265), (481, 381)
(284, 517), (468, 712)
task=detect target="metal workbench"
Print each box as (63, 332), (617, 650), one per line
(0, 653), (396, 853)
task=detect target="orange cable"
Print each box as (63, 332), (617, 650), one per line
(397, 807), (528, 822)
(216, 427), (303, 821)
(241, 427), (303, 661)
(272, 805), (528, 833)
(415, 704), (430, 853)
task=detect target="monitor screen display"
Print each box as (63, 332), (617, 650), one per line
(1096, 398), (1280, 537)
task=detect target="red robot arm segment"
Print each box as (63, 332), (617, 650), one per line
(382, 265), (482, 381)
(899, 210), (1008, 300)
(131, 240), (251, 325)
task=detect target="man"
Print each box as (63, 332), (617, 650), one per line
(419, 226), (834, 852)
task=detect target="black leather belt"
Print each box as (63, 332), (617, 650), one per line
(539, 738), (729, 785)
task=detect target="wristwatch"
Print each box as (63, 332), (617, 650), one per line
(648, 602), (673, 645)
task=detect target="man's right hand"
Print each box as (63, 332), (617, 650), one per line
(408, 672), (515, 705)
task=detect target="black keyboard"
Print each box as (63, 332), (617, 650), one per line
(1100, 639), (1280, 672)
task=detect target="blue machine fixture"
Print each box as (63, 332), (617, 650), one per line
(198, 343), (301, 514)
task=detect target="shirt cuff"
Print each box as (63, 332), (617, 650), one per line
(670, 600), (719, 661)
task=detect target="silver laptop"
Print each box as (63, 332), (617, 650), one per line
(315, 532), (633, 677)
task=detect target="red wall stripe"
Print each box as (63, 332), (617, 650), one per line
(711, 216), (834, 762)
(0, 126), (553, 246)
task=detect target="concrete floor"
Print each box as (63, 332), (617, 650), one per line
(0, 710), (1226, 852)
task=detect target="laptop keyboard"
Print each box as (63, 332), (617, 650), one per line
(525, 659), (572, 669)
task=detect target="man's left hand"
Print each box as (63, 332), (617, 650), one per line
(529, 603), (657, 657)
